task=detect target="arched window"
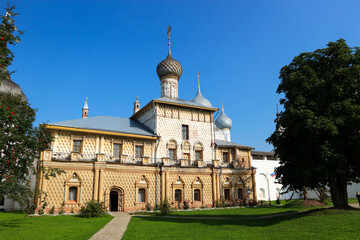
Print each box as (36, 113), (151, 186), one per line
(224, 189), (231, 201)
(194, 142), (203, 161)
(65, 173), (82, 204)
(175, 189), (182, 202)
(138, 188), (145, 202)
(68, 187), (78, 201)
(135, 176), (149, 204)
(237, 188), (243, 200)
(168, 140), (177, 161)
(194, 189), (201, 201)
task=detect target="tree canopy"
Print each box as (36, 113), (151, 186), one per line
(268, 39), (360, 209)
(0, 4), (23, 80)
(0, 93), (50, 208)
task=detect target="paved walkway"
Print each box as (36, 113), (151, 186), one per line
(349, 203), (360, 209)
(89, 212), (131, 240)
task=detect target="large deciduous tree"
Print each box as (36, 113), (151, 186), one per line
(0, 93), (50, 208)
(0, 4), (23, 81)
(268, 39), (360, 209)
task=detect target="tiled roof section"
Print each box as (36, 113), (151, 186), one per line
(251, 151), (275, 157)
(154, 97), (218, 110)
(215, 139), (254, 150)
(49, 116), (156, 137)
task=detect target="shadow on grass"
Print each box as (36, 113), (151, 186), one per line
(133, 208), (360, 228)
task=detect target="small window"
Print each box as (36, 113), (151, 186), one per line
(0, 196), (4, 206)
(138, 188), (145, 202)
(182, 125), (189, 140)
(237, 188), (243, 200)
(73, 140), (82, 153)
(114, 144), (121, 157)
(194, 189), (201, 201)
(68, 187), (78, 201)
(175, 189), (182, 202)
(224, 189), (230, 201)
(195, 150), (202, 160)
(169, 149), (176, 160)
(223, 152), (229, 162)
(135, 146), (143, 158)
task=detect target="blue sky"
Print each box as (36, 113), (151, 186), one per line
(2, 0), (360, 151)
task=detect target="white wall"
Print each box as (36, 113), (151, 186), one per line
(252, 155), (360, 201)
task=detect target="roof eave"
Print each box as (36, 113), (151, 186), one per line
(45, 124), (159, 140)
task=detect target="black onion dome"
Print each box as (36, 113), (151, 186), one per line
(156, 55), (183, 79)
(0, 75), (26, 100)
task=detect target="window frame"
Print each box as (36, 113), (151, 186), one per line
(72, 140), (82, 153)
(193, 189), (201, 202)
(113, 143), (122, 158)
(182, 125), (189, 140)
(223, 152), (229, 163)
(174, 189), (182, 202)
(169, 148), (177, 161)
(138, 188), (146, 203)
(224, 189), (231, 201)
(135, 145), (143, 159)
(195, 150), (203, 160)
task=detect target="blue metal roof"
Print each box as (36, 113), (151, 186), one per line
(49, 116), (156, 137)
(155, 97), (217, 110)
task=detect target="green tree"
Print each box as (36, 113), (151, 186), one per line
(268, 39), (360, 209)
(0, 93), (50, 209)
(0, 4), (23, 81)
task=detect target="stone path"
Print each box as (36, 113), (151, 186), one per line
(89, 212), (131, 240)
(349, 203), (360, 209)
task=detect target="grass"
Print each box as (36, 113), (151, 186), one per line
(0, 211), (113, 240)
(138, 200), (325, 218)
(123, 208), (360, 240)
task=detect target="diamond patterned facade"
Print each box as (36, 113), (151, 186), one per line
(35, 31), (257, 213)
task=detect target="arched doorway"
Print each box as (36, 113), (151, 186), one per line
(110, 191), (119, 211)
(108, 188), (124, 212)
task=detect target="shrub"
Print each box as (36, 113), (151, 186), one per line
(160, 198), (171, 215)
(145, 202), (152, 211)
(248, 199), (258, 207)
(78, 200), (106, 218)
(71, 207), (74, 214)
(38, 208), (44, 215)
(59, 206), (64, 215)
(49, 206), (55, 214)
(153, 203), (159, 211)
(183, 200), (189, 210)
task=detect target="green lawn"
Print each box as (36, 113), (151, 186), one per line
(0, 211), (113, 240)
(123, 209), (360, 240)
(158, 205), (309, 218)
(140, 200), (326, 218)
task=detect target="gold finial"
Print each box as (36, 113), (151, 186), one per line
(221, 100), (224, 110)
(86, 97), (88, 101)
(167, 26), (172, 56)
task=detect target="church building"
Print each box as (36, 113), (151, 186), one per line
(35, 28), (257, 213)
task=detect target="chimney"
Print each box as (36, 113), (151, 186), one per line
(82, 98), (89, 118)
(134, 96), (140, 114)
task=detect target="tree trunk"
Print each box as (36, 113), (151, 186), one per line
(303, 187), (308, 200)
(329, 178), (348, 209)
